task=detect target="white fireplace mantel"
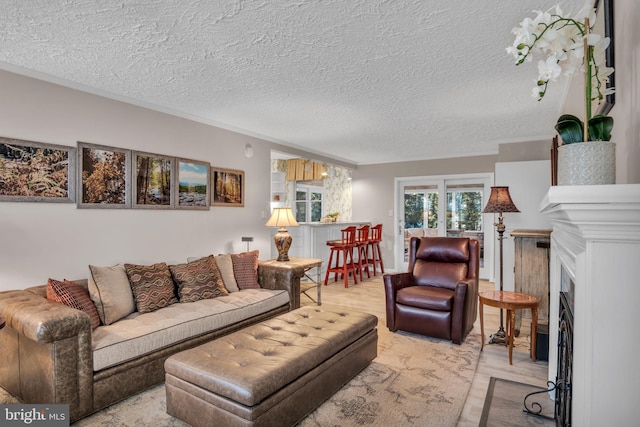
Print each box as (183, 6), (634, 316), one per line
(540, 184), (640, 426)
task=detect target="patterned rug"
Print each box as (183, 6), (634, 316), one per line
(0, 280), (482, 426)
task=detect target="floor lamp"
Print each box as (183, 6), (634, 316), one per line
(482, 186), (520, 344)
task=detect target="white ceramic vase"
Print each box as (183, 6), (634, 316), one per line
(557, 141), (616, 185)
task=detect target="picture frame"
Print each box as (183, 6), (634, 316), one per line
(211, 167), (244, 207)
(77, 142), (131, 208)
(175, 158), (210, 210)
(132, 151), (175, 209)
(594, 0), (615, 115)
(0, 137), (75, 203)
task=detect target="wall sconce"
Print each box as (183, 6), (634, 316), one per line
(244, 143), (254, 158)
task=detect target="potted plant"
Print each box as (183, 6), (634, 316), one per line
(327, 212), (340, 222)
(507, 4), (616, 185)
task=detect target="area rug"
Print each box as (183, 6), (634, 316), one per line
(0, 320), (480, 426)
(479, 377), (555, 427)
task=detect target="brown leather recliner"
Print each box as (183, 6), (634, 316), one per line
(383, 236), (479, 344)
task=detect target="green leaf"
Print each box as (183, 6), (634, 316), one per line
(588, 115), (614, 141)
(555, 115), (584, 144)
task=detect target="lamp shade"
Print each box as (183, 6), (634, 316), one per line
(265, 208), (299, 228)
(482, 187), (520, 213)
(265, 208), (299, 261)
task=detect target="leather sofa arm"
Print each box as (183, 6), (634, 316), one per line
(0, 289), (94, 421)
(257, 262), (303, 310)
(0, 289), (91, 343)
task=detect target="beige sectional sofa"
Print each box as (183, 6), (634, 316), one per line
(0, 254), (303, 423)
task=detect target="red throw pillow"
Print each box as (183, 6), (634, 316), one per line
(46, 278), (101, 329)
(231, 250), (260, 290)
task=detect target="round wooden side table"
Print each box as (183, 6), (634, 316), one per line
(478, 290), (540, 365)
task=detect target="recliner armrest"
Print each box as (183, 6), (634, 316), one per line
(383, 272), (415, 332)
(383, 272), (414, 293)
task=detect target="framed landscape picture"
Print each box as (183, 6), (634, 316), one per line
(132, 151), (174, 209)
(0, 137), (75, 203)
(211, 167), (244, 207)
(175, 158), (210, 210)
(77, 142), (131, 208)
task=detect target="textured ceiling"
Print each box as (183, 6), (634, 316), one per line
(0, 0), (587, 165)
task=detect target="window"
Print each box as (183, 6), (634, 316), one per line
(295, 184), (323, 223)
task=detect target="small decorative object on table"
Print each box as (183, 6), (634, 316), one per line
(326, 211), (339, 222)
(507, 4), (616, 185)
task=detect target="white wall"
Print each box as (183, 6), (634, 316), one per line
(0, 70), (293, 290)
(492, 160), (552, 292)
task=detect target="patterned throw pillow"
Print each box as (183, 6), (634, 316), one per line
(231, 250), (261, 290)
(46, 278), (101, 329)
(170, 255), (229, 302)
(124, 262), (178, 314)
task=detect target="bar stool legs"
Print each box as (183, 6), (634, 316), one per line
(324, 226), (359, 288)
(367, 224), (385, 276)
(356, 225), (371, 281)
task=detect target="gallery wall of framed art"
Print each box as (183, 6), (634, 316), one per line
(1, 137), (244, 211)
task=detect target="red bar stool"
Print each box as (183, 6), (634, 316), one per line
(367, 224), (385, 276)
(356, 224), (371, 281)
(324, 226), (358, 288)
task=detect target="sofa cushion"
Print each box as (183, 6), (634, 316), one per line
(170, 255), (229, 302)
(88, 264), (136, 325)
(46, 278), (101, 329)
(92, 288), (290, 371)
(124, 262), (178, 314)
(215, 254), (239, 292)
(231, 250), (260, 290)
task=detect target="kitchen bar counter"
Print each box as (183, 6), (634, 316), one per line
(270, 222), (370, 274)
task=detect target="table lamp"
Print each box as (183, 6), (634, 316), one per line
(265, 207), (299, 261)
(482, 186), (520, 344)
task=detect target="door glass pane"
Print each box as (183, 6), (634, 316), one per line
(404, 186), (438, 261)
(446, 186), (484, 267)
(295, 201), (306, 222)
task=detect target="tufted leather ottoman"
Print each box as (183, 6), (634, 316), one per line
(164, 306), (378, 427)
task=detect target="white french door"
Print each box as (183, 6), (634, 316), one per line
(395, 173), (493, 280)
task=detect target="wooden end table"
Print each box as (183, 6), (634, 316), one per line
(478, 290), (540, 365)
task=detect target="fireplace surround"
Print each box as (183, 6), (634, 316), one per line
(540, 184), (640, 426)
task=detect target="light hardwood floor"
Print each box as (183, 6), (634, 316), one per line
(303, 275), (549, 426)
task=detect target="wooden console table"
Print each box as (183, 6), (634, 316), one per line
(479, 290), (540, 365)
(260, 257), (322, 306)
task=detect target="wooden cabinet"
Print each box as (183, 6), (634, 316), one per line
(512, 229), (552, 334)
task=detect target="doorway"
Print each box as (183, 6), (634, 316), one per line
(395, 173), (493, 279)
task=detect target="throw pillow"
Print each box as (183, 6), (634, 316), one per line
(215, 253), (239, 292)
(124, 262), (178, 314)
(46, 278), (101, 329)
(231, 250), (260, 290)
(88, 264), (136, 325)
(169, 255), (229, 302)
